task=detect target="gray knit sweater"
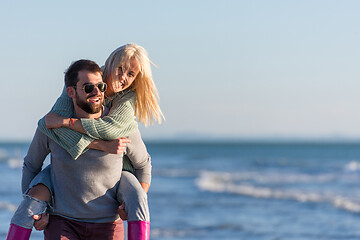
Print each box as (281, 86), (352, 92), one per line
(22, 128), (151, 223)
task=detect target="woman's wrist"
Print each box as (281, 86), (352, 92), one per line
(63, 118), (71, 128)
(68, 118), (75, 128)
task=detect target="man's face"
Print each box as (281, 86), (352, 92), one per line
(74, 70), (104, 114)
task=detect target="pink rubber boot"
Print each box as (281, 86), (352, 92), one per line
(127, 221), (150, 240)
(6, 224), (32, 240)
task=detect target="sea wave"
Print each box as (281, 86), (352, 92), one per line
(151, 228), (198, 238)
(0, 148), (23, 169)
(0, 201), (18, 212)
(344, 161), (360, 172)
(196, 171), (360, 213)
(197, 170), (335, 184)
(153, 168), (199, 177)
(7, 158), (23, 169)
(0, 149), (8, 160)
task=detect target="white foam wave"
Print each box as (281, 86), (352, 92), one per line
(344, 161), (360, 172)
(0, 148), (23, 169)
(199, 170), (335, 184)
(150, 228), (196, 238)
(196, 171), (360, 213)
(153, 168), (199, 177)
(7, 158), (23, 169)
(0, 201), (18, 212)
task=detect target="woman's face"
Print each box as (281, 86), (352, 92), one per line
(110, 58), (140, 93)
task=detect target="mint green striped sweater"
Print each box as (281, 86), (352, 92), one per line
(37, 87), (138, 172)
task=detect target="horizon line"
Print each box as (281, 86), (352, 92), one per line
(2, 135), (360, 144)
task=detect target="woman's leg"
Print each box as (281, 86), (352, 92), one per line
(117, 171), (150, 240)
(6, 165), (52, 240)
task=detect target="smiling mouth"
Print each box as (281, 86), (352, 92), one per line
(115, 81), (124, 90)
(120, 80), (127, 89)
(87, 95), (102, 103)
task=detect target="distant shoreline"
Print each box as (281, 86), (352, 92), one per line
(3, 139), (360, 146)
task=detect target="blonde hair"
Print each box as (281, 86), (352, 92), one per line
(103, 43), (164, 126)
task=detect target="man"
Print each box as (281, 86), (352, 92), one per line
(7, 60), (151, 240)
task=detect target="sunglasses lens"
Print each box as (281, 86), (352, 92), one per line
(83, 83), (107, 93)
(84, 85), (95, 93)
(98, 83), (107, 92)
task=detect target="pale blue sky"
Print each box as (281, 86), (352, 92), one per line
(2, 0), (360, 141)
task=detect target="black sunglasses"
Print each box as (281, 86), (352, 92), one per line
(74, 82), (107, 94)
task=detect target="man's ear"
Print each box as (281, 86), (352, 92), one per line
(66, 87), (75, 98)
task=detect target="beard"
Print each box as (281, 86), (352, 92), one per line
(75, 92), (103, 114)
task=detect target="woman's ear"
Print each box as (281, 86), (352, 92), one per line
(66, 87), (75, 98)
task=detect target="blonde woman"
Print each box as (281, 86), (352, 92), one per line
(7, 44), (164, 240)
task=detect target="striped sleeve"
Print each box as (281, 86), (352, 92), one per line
(80, 92), (138, 140)
(37, 87), (94, 159)
(50, 86), (74, 117)
(37, 88), (138, 161)
(122, 155), (135, 174)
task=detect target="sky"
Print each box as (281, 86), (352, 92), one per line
(2, 0), (360, 141)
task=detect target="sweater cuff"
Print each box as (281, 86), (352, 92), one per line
(135, 172), (152, 185)
(38, 117), (47, 131)
(67, 135), (93, 159)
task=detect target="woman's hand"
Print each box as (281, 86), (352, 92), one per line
(33, 213), (49, 231)
(45, 112), (66, 129)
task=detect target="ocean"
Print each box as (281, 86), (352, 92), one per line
(1, 141), (360, 239)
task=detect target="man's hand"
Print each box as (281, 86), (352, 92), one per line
(45, 112), (66, 129)
(33, 213), (49, 231)
(117, 203), (127, 220)
(100, 138), (131, 154)
(89, 138), (131, 154)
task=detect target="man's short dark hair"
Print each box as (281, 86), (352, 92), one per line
(64, 59), (102, 87)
